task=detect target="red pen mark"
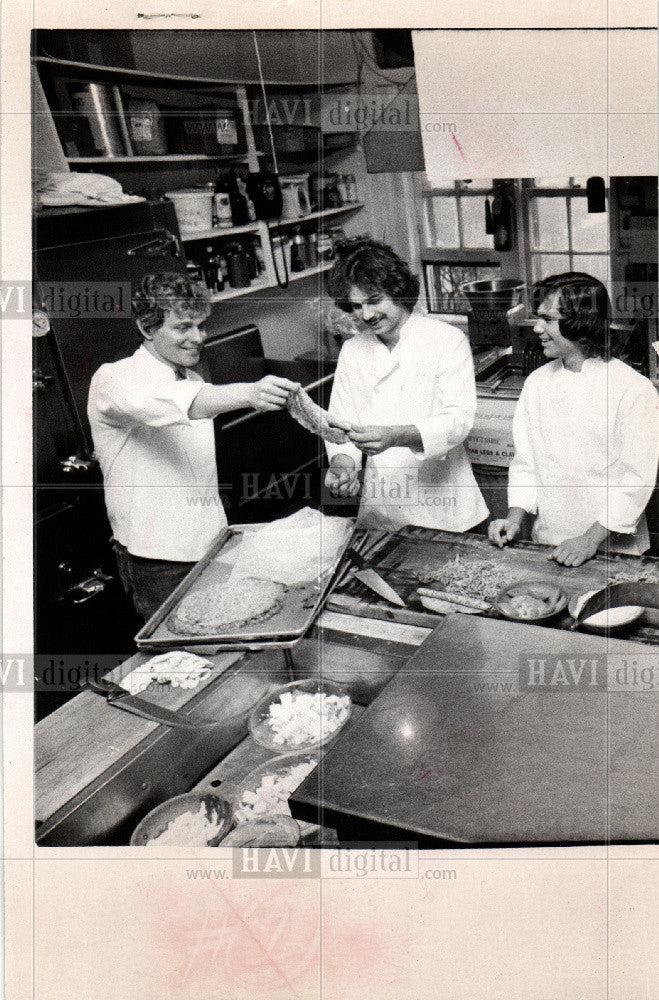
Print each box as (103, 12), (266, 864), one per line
(451, 133), (466, 160)
(421, 769), (432, 780)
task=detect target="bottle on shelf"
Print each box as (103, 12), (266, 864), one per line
(202, 245), (224, 292)
(213, 171), (233, 229)
(225, 242), (252, 289)
(346, 173), (358, 203)
(228, 165), (257, 226)
(290, 229), (307, 273)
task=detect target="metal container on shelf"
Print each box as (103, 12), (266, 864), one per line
(316, 231), (334, 261)
(290, 230), (308, 273)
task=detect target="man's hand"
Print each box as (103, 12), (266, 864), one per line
(325, 454), (361, 498)
(249, 376), (300, 412)
(488, 508), (525, 548)
(348, 424), (421, 456)
(549, 523), (609, 567)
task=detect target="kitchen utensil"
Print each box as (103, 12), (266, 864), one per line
(416, 593), (482, 615)
(130, 792), (232, 846)
(416, 586), (491, 612)
(83, 677), (221, 729)
(232, 750), (321, 825)
(495, 580), (568, 622)
(345, 547), (406, 607)
(569, 582), (658, 631)
(249, 678), (352, 752)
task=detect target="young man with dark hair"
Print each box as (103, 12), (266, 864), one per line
(489, 272), (659, 566)
(88, 272), (299, 620)
(324, 238), (488, 531)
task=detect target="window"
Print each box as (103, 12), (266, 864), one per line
(421, 179), (494, 250)
(523, 177), (610, 286)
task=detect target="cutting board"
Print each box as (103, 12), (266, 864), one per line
(290, 614), (659, 844)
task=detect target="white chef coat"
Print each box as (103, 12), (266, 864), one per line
(508, 357), (659, 553)
(88, 345), (225, 561)
(326, 310), (489, 531)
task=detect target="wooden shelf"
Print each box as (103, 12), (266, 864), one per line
(181, 223), (260, 242)
(210, 278), (271, 303)
(67, 153), (260, 164)
(288, 262), (333, 282)
(208, 263), (332, 303)
(275, 203), (364, 226)
(34, 55), (355, 89)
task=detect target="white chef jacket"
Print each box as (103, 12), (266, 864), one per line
(326, 311), (489, 531)
(88, 345), (225, 561)
(508, 357), (659, 553)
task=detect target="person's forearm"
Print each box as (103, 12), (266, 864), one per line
(394, 425), (424, 450)
(584, 521), (610, 548)
(505, 507), (527, 528)
(188, 382), (255, 419)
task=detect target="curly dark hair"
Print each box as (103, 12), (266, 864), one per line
(326, 237), (420, 313)
(532, 272), (612, 359)
(132, 272), (211, 336)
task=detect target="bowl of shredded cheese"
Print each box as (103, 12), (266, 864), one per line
(231, 751), (320, 826)
(248, 679), (352, 752)
(130, 793), (232, 847)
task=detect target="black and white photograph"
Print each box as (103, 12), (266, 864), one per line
(4, 10), (659, 1000)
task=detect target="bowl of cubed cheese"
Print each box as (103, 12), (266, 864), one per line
(248, 678), (352, 752)
(231, 751), (320, 826)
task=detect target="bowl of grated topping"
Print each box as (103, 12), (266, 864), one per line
(231, 751), (320, 826)
(130, 793), (232, 847)
(248, 678), (352, 753)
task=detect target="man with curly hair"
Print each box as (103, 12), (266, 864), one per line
(489, 272), (658, 566)
(88, 272), (298, 620)
(324, 238), (488, 531)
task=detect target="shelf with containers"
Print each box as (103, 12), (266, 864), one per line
(33, 55), (370, 304)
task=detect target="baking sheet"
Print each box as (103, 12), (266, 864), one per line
(135, 521), (355, 650)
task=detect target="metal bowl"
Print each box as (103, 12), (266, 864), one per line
(568, 590), (644, 633)
(495, 580), (569, 622)
(460, 278), (525, 313)
(231, 750), (320, 826)
(130, 792), (232, 847)
(249, 678), (352, 752)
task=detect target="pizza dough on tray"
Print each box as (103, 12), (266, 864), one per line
(168, 576), (286, 635)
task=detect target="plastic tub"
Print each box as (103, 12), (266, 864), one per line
(231, 750), (320, 825)
(165, 188), (214, 235)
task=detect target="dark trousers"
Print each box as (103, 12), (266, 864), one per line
(111, 540), (195, 622)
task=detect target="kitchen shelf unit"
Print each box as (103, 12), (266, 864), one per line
(34, 54), (368, 304)
(67, 153), (264, 165)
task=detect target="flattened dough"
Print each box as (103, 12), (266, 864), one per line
(287, 386), (350, 444)
(168, 577), (286, 635)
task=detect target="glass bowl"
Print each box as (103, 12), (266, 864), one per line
(231, 750), (320, 826)
(130, 792), (232, 847)
(248, 678), (352, 752)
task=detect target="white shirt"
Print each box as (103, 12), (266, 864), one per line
(326, 311), (489, 531)
(508, 357), (659, 553)
(88, 345), (226, 561)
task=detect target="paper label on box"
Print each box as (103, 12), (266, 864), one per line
(130, 114), (153, 141)
(216, 114), (238, 145)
